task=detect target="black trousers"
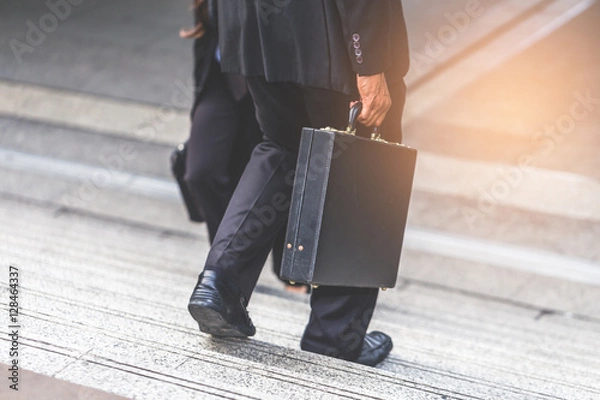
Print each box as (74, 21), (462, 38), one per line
(184, 63), (259, 242)
(184, 63), (288, 279)
(203, 77), (405, 360)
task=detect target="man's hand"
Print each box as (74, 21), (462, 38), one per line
(355, 73), (391, 127)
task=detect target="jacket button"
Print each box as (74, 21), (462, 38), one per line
(355, 48), (362, 57)
(352, 33), (360, 42)
(356, 56), (363, 64)
(353, 41), (361, 49)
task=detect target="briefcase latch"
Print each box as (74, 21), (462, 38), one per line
(371, 127), (408, 147)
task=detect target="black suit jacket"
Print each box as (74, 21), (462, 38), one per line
(192, 32), (218, 97)
(191, 3), (248, 116)
(216, 0), (409, 95)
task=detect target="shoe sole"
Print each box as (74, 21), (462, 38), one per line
(188, 303), (250, 338)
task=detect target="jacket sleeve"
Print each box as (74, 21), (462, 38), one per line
(333, 0), (391, 76)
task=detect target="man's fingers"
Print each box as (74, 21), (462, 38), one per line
(358, 104), (378, 127)
(358, 97), (391, 127)
(355, 72), (391, 127)
(372, 99), (391, 126)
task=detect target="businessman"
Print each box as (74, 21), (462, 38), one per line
(188, 0), (410, 366)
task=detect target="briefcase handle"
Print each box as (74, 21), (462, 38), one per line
(347, 101), (406, 146)
(347, 101), (382, 138)
(347, 101), (363, 133)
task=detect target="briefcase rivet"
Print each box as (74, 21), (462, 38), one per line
(311, 284), (319, 289)
(381, 287), (387, 291)
(287, 243), (292, 249)
(298, 245), (304, 251)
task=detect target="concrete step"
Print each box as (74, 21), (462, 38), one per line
(3, 167), (600, 320)
(2, 321), (572, 400)
(7, 277), (599, 400)
(2, 120), (599, 266)
(1, 196), (599, 399)
(7, 241), (599, 364)
(10, 269), (600, 396)
(6, 270), (598, 400)
(0, 319), (467, 400)
(0, 165), (201, 234)
(3, 220), (599, 357)
(0, 116), (176, 178)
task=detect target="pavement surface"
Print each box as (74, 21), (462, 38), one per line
(1, 0), (599, 399)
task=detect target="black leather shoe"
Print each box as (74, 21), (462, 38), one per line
(354, 331), (393, 367)
(188, 269), (256, 337)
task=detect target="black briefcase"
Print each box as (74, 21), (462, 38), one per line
(170, 142), (205, 222)
(281, 103), (417, 289)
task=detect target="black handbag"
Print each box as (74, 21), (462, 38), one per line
(281, 103), (417, 289)
(170, 142), (205, 222)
